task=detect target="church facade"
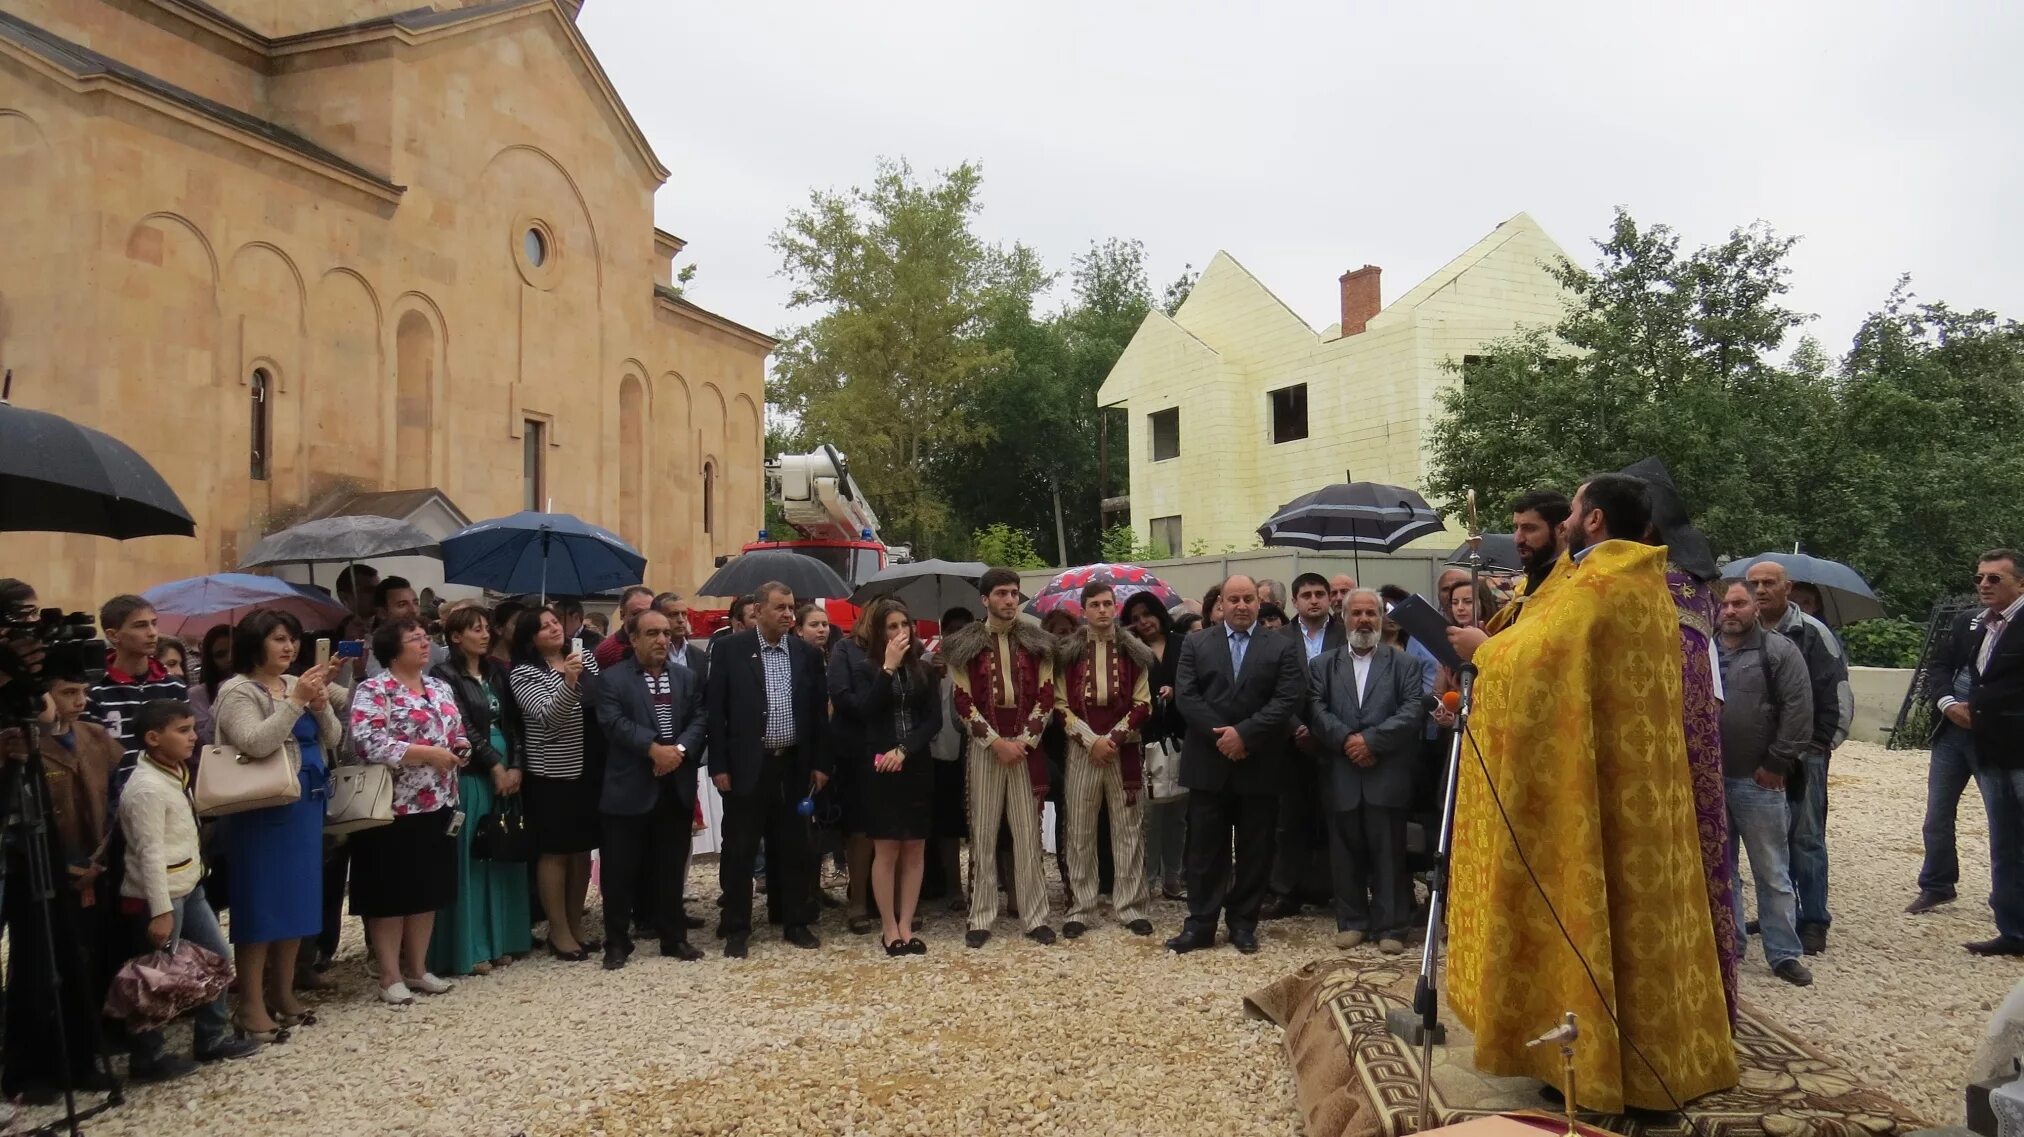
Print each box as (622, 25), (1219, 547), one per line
(0, 0), (769, 609)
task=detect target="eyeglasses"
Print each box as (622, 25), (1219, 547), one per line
(1977, 573), (2014, 585)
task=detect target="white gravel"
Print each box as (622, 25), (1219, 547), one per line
(17, 738), (2004, 1134)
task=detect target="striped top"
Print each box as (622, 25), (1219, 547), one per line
(88, 657), (187, 769)
(644, 667), (677, 742)
(510, 648), (600, 780)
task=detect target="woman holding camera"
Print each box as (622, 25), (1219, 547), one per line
(212, 610), (344, 1041)
(427, 606), (534, 976)
(350, 617), (469, 1005)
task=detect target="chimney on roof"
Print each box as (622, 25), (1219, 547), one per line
(1338, 264), (1381, 337)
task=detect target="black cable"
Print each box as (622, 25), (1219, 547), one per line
(1460, 720), (1713, 1134)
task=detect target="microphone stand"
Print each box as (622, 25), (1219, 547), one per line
(1405, 492), (1484, 1132)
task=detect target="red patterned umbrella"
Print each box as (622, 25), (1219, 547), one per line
(1024, 563), (1182, 620)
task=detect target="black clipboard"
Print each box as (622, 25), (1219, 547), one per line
(1388, 594), (1464, 671)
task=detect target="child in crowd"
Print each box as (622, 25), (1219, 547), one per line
(116, 700), (261, 1081)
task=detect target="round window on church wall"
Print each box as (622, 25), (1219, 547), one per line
(523, 227), (547, 267)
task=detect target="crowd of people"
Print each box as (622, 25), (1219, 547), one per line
(5, 471), (2022, 1116)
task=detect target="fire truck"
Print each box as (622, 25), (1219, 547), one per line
(695, 444), (910, 637)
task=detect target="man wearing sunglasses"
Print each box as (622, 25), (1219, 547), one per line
(1744, 561), (1851, 956)
(1918, 552), (2024, 956)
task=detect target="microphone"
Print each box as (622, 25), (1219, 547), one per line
(1441, 690), (1460, 713)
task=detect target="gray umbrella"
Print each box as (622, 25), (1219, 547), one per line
(238, 516), (440, 569)
(1720, 552), (1885, 627)
(851, 559), (990, 617)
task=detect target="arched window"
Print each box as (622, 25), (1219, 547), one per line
(702, 461), (716, 536)
(250, 368), (271, 480)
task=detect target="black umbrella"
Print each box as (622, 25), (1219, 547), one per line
(851, 559), (990, 615)
(1446, 533), (1522, 573)
(698, 550), (851, 602)
(1619, 457), (1718, 581)
(0, 398), (194, 539)
(1259, 481), (1444, 575)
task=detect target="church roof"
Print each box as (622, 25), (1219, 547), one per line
(0, 10), (403, 196)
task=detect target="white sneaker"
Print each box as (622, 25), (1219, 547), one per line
(378, 982), (415, 1006)
(406, 972), (454, 995)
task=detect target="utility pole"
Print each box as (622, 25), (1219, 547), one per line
(1050, 476), (1069, 568)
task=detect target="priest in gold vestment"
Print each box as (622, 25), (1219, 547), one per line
(1446, 475), (1736, 1113)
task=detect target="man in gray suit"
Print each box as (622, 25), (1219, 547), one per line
(1304, 589), (1427, 954)
(1166, 575), (1309, 955)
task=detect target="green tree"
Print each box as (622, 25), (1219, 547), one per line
(970, 523), (1046, 569)
(1426, 209), (1826, 558)
(770, 159), (1045, 554)
(1099, 522), (1159, 563)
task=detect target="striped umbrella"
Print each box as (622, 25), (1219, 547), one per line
(1258, 482), (1445, 553)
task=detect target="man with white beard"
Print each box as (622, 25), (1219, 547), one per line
(1302, 589), (1428, 953)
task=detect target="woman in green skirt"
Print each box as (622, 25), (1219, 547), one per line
(428, 605), (534, 975)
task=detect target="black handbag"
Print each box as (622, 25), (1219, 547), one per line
(471, 798), (536, 863)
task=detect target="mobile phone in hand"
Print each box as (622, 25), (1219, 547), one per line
(336, 639), (366, 659)
(315, 638), (332, 669)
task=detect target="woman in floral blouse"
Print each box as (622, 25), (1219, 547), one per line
(350, 616), (471, 1006)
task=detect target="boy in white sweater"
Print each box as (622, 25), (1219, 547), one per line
(116, 700), (260, 1080)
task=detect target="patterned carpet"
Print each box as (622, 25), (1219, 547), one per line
(1245, 960), (1927, 1137)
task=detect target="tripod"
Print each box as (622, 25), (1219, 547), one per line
(1, 722), (125, 1137)
(1407, 660), (1475, 1132)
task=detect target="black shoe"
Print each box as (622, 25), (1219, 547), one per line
(1772, 958), (1815, 986)
(1166, 927), (1215, 954)
(1966, 934), (2024, 957)
(661, 940), (704, 961)
(130, 1053), (200, 1082)
(684, 913), (707, 931)
(581, 938), (604, 955)
(548, 945), (590, 962)
(1027, 926), (1056, 945)
(602, 948), (629, 971)
(713, 922), (729, 941)
(882, 937), (908, 957)
(1259, 895), (1302, 921)
(784, 925), (821, 949)
(1062, 921), (1086, 940)
(906, 938), (927, 955)
(1228, 926), (1260, 954)
(1127, 919), (1154, 936)
(1743, 919), (1760, 936)
(1798, 924), (1827, 955)
(965, 929), (991, 949)
(847, 916), (877, 935)
(724, 935), (749, 959)
(1905, 889), (1956, 915)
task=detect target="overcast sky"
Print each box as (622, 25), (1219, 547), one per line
(579, 0), (2023, 358)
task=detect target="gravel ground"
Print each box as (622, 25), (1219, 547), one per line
(18, 738), (2009, 1134)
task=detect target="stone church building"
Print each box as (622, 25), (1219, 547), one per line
(0, 0), (771, 609)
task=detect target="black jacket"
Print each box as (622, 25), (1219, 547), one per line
(595, 657), (708, 815)
(831, 641), (941, 760)
(705, 629), (831, 795)
(429, 657), (524, 775)
(1929, 609), (1985, 744)
(1970, 604), (2024, 769)
(1174, 622), (1307, 796)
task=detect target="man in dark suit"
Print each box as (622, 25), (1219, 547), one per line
(705, 581), (830, 958)
(1166, 575), (1308, 955)
(1938, 550), (2024, 956)
(593, 608), (708, 968)
(1910, 594), (1988, 916)
(1264, 572), (1347, 919)
(1303, 589), (1427, 954)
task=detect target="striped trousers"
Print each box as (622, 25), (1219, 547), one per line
(967, 738), (1050, 933)
(1064, 740), (1150, 926)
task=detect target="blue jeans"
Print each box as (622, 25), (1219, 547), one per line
(1974, 763), (2024, 940)
(1787, 751), (1831, 928)
(131, 885), (231, 1060)
(1920, 727), (1977, 894)
(1726, 778), (1803, 966)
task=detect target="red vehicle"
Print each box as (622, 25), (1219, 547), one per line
(692, 445), (924, 640)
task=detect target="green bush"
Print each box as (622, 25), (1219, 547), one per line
(971, 523), (1046, 569)
(1841, 617), (1923, 669)
(1100, 523), (1160, 564)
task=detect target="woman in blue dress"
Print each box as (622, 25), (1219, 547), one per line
(212, 611), (344, 1043)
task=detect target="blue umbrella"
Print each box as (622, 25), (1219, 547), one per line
(143, 573), (351, 639)
(441, 512), (645, 601)
(1720, 552), (1884, 627)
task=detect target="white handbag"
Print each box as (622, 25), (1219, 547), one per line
(1143, 737), (1186, 802)
(193, 683), (302, 817)
(325, 764), (395, 836)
